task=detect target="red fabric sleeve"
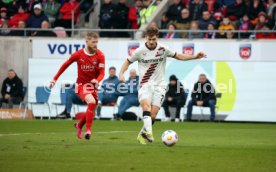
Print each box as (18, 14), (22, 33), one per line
(96, 55), (105, 83)
(53, 53), (78, 81)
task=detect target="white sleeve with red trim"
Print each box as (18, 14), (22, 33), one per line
(127, 48), (141, 63)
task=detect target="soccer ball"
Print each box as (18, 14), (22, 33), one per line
(162, 130), (178, 147)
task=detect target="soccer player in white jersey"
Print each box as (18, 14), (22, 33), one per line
(119, 27), (206, 144)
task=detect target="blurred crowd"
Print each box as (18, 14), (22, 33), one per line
(0, 0), (93, 36)
(0, 0), (276, 39)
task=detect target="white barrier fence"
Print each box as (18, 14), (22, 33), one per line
(28, 58), (276, 122)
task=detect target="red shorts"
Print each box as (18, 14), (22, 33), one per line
(75, 84), (98, 104)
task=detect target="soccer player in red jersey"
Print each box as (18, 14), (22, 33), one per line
(49, 32), (105, 140)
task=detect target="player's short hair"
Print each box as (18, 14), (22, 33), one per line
(145, 26), (159, 37)
(109, 66), (116, 71)
(86, 32), (99, 39)
(199, 73), (206, 77)
(8, 69), (15, 72)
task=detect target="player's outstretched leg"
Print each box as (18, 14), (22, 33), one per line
(85, 103), (96, 140)
(137, 126), (147, 144)
(141, 111), (154, 142)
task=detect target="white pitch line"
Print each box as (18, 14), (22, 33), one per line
(0, 131), (136, 137)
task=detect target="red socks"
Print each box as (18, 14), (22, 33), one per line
(78, 103), (96, 132)
(85, 103), (96, 132)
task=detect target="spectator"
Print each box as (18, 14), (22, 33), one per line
(8, 5), (29, 28)
(189, 0), (208, 20)
(26, 3), (49, 28)
(97, 66), (120, 117)
(204, 22), (217, 39)
(54, 0), (79, 36)
(198, 10), (216, 30)
(42, 0), (61, 25)
(213, 10), (224, 28)
(0, 7), (8, 27)
(26, 0), (40, 13)
(185, 21), (204, 39)
(226, 29), (235, 39)
(267, 0), (276, 29)
(162, 75), (186, 122)
(226, 0), (246, 21)
(0, 20), (10, 35)
(56, 84), (84, 119)
(160, 12), (169, 30)
(175, 8), (191, 38)
(33, 20), (56, 37)
(217, 0), (235, 6)
(166, 0), (185, 22)
(218, 17), (235, 38)
(247, 0), (266, 21)
(9, 20), (27, 36)
(114, 69), (139, 120)
(128, 0), (142, 29)
(0, 69), (23, 108)
(79, 0), (94, 24)
(237, 14), (253, 38)
(163, 23), (180, 39)
(114, 0), (129, 37)
(255, 12), (276, 38)
(255, 12), (268, 30)
(6, 0), (26, 17)
(99, 0), (116, 37)
(139, 0), (157, 25)
(186, 74), (216, 121)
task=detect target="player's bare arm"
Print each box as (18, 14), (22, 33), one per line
(119, 59), (131, 82)
(175, 52), (206, 61)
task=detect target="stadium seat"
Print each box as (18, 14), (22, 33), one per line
(18, 86), (28, 110)
(25, 86), (51, 120)
(51, 87), (67, 116)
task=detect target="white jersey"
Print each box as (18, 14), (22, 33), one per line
(127, 43), (176, 87)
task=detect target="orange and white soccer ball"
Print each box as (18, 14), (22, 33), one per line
(162, 130), (178, 147)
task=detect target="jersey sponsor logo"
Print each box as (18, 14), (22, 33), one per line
(140, 57), (165, 63)
(239, 44), (251, 59)
(81, 65), (95, 71)
(182, 43), (194, 55)
(128, 42), (140, 56)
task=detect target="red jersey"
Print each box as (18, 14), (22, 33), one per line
(53, 48), (105, 84)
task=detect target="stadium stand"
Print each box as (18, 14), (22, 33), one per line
(0, 0), (275, 39)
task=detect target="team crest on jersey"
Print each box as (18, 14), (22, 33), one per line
(92, 59), (98, 65)
(182, 43), (194, 55)
(128, 42), (140, 56)
(239, 44), (251, 59)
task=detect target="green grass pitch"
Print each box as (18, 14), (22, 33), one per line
(0, 120), (276, 172)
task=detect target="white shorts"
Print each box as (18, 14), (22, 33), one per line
(138, 84), (167, 107)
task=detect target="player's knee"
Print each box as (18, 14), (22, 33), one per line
(85, 94), (96, 104)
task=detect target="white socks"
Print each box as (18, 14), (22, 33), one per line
(143, 115), (152, 132)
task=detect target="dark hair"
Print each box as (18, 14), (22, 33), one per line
(8, 69), (15, 72)
(145, 26), (159, 37)
(109, 66), (116, 71)
(167, 22), (177, 29)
